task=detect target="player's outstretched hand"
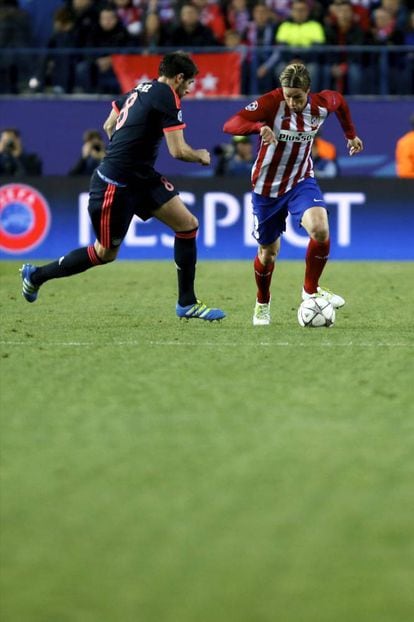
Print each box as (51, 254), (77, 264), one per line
(347, 136), (363, 156)
(260, 125), (276, 146)
(197, 149), (211, 166)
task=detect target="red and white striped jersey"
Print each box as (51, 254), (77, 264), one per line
(223, 89), (357, 198)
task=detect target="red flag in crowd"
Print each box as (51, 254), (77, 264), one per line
(111, 53), (241, 97)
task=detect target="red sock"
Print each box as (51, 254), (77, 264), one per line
(254, 255), (274, 303)
(304, 238), (330, 294)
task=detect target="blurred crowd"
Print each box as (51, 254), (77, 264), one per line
(0, 0), (413, 95)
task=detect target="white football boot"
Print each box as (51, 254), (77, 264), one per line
(253, 298), (271, 325)
(302, 286), (345, 309)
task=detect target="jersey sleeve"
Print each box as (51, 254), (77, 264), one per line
(155, 85), (186, 133)
(112, 94), (129, 115)
(318, 90), (357, 140)
(223, 91), (280, 135)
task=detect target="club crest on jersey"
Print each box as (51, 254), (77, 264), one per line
(178, 110), (183, 122)
(245, 101), (258, 111)
(0, 183), (51, 254)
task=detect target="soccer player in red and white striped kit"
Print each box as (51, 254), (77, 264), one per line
(223, 63), (363, 325)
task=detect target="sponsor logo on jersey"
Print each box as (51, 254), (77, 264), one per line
(0, 183), (51, 253)
(245, 101), (258, 111)
(277, 129), (318, 143)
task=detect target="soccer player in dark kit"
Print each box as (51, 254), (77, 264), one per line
(20, 51), (225, 322)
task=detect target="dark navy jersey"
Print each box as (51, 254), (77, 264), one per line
(99, 80), (185, 184)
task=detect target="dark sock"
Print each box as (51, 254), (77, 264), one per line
(254, 255), (274, 303)
(304, 238), (330, 294)
(174, 229), (197, 306)
(31, 245), (104, 286)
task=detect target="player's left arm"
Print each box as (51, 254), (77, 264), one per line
(223, 93), (278, 145)
(320, 90), (364, 156)
(103, 94), (130, 139)
(164, 128), (210, 165)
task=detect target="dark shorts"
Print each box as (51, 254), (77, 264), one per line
(88, 169), (178, 248)
(251, 177), (327, 245)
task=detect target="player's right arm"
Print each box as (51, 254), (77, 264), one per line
(164, 128), (210, 165)
(223, 93), (278, 145)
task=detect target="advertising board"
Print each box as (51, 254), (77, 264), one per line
(1, 178), (413, 261)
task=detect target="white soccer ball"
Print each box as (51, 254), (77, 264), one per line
(297, 296), (336, 328)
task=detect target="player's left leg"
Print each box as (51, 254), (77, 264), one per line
(20, 173), (130, 303)
(154, 195), (225, 321)
(301, 206), (345, 308)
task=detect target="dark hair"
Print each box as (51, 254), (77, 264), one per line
(279, 63), (311, 90)
(158, 51), (198, 80)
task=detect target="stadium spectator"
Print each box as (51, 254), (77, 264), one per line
(369, 5), (405, 93)
(146, 0), (178, 26)
(223, 62), (363, 326)
(112, 0), (144, 38)
(243, 2), (278, 93)
(225, 0), (252, 37)
(69, 129), (106, 176)
(0, 128), (42, 177)
(273, 0), (326, 91)
(167, 3), (218, 47)
(138, 11), (171, 49)
(30, 6), (78, 94)
(214, 135), (256, 176)
(323, 0), (366, 94)
(395, 113), (414, 178)
(380, 0), (409, 31)
(0, 0), (33, 94)
(69, 0), (101, 48)
(20, 51), (225, 322)
(325, 0), (372, 32)
(191, 0), (227, 43)
(75, 5), (131, 93)
(369, 6), (405, 45)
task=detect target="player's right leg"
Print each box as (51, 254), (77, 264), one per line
(20, 171), (129, 302)
(154, 195), (225, 321)
(253, 240), (280, 326)
(20, 242), (118, 302)
(251, 192), (286, 326)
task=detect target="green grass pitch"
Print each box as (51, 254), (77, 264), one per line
(1, 259), (414, 622)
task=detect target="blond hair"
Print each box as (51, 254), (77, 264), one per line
(279, 63), (311, 90)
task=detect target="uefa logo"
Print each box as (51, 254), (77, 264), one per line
(0, 183), (51, 254)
